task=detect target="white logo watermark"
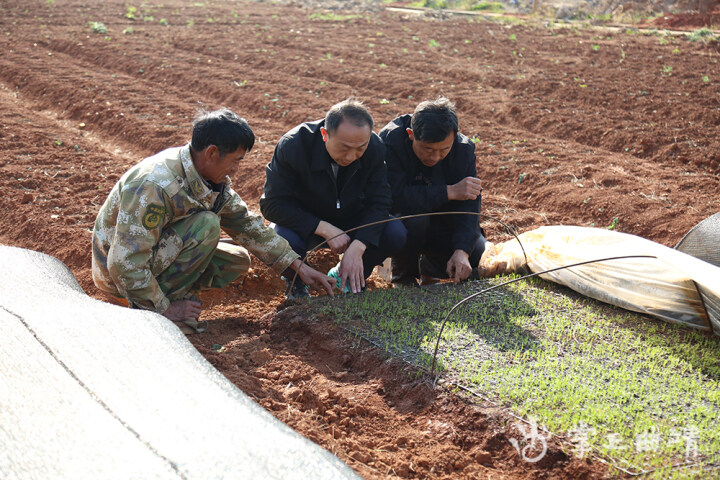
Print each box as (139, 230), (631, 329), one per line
(508, 416), (550, 463)
(568, 422), (596, 459)
(509, 420), (701, 463)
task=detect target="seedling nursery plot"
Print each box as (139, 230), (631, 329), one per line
(2, 0), (720, 478)
(313, 275), (720, 477)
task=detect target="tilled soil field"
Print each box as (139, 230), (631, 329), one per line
(2, 1), (719, 478)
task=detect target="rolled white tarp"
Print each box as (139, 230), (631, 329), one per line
(479, 226), (720, 336)
(0, 245), (359, 480)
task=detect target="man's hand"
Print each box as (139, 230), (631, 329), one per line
(290, 259), (335, 296)
(163, 299), (202, 322)
(447, 177), (483, 201)
(339, 240), (366, 294)
(446, 249), (472, 283)
(316, 220), (351, 254)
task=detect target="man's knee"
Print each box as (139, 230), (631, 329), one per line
(469, 233), (487, 266)
(152, 213), (221, 275)
(214, 242), (251, 277)
(185, 211), (221, 247)
(186, 242), (251, 292)
(273, 225), (306, 255)
(402, 215), (431, 237)
(382, 219), (407, 255)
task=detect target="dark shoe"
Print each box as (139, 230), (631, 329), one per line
(285, 277), (310, 300)
(419, 254), (447, 279)
(391, 276), (419, 288)
(419, 275), (441, 287)
(391, 255), (420, 283)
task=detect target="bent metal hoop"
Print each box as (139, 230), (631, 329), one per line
(221, 213), (657, 380)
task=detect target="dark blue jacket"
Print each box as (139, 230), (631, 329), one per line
(379, 114), (482, 254)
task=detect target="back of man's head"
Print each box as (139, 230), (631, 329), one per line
(411, 97), (459, 143)
(191, 108), (255, 155)
(325, 99), (374, 135)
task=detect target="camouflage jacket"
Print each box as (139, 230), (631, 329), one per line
(92, 144), (298, 313)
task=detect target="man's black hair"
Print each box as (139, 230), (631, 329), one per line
(410, 97), (459, 143)
(191, 108), (255, 155)
(324, 98), (374, 134)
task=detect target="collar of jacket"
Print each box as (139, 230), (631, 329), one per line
(179, 144), (233, 200)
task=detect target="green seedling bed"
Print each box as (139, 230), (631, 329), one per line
(312, 276), (720, 478)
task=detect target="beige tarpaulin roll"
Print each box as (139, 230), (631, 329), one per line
(479, 226), (720, 336)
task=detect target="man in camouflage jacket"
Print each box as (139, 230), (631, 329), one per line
(92, 109), (333, 330)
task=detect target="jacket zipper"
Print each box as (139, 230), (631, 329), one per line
(327, 164), (358, 210)
(337, 168), (358, 210)
(326, 168), (339, 209)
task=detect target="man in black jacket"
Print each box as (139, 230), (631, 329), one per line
(378, 98), (485, 286)
(260, 99), (406, 297)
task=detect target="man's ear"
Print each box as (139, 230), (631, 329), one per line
(205, 144), (220, 162)
(320, 127), (328, 143)
(406, 128), (415, 142)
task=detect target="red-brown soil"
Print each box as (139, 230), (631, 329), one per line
(652, 10), (720, 29)
(653, 12), (720, 29)
(2, 1), (719, 478)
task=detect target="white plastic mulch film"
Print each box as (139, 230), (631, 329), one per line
(0, 246), (360, 480)
(479, 226), (720, 336)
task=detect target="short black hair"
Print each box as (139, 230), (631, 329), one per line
(191, 108), (255, 155)
(410, 97), (459, 143)
(324, 98), (374, 135)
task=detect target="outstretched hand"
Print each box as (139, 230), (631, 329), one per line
(291, 259), (335, 296)
(446, 249), (472, 283)
(339, 240), (366, 294)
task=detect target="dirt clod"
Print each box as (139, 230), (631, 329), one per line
(473, 449), (494, 466)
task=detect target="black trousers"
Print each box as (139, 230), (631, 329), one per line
(391, 215), (486, 281)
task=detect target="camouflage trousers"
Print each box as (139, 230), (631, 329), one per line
(152, 211), (250, 301)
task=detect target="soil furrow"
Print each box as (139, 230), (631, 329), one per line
(2, 2), (720, 478)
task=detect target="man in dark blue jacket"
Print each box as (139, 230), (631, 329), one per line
(378, 98), (485, 286)
(260, 99), (406, 297)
